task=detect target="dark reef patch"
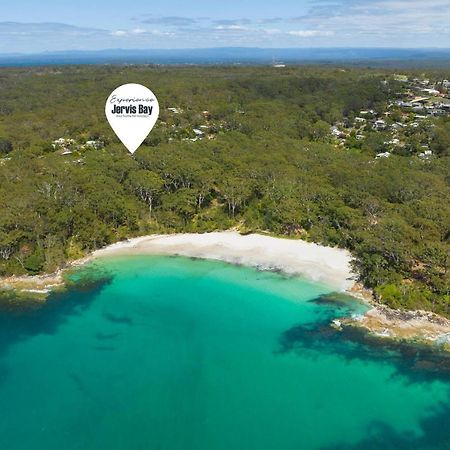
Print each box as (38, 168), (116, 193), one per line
(95, 332), (120, 341)
(102, 312), (134, 326)
(278, 305), (450, 448)
(320, 404), (450, 450)
(277, 316), (450, 382)
(310, 292), (364, 309)
(0, 268), (114, 377)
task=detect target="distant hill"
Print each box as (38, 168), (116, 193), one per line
(2, 47), (450, 67)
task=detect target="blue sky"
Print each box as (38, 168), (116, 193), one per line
(2, 0), (450, 53)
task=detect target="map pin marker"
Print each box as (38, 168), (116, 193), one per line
(105, 83), (159, 154)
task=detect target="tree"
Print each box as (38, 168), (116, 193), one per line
(24, 251), (44, 275)
(128, 170), (164, 217)
(430, 124), (450, 156)
(219, 176), (253, 218)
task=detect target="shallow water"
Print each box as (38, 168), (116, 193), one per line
(0, 255), (449, 450)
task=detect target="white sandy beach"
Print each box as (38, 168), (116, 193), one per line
(92, 231), (356, 291)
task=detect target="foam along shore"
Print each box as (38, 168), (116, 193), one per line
(92, 231), (356, 292)
(0, 272), (65, 300)
(342, 305), (450, 345)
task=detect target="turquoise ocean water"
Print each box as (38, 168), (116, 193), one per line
(0, 255), (449, 450)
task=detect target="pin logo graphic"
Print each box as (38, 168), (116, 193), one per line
(105, 83), (159, 154)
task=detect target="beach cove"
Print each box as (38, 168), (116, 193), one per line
(2, 231), (450, 346)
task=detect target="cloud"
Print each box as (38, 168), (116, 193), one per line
(3, 1), (450, 54)
(0, 22), (110, 52)
(294, 0), (450, 42)
(212, 18), (252, 26)
(0, 22), (179, 53)
(264, 28), (282, 35)
(139, 16), (198, 26)
(0, 21), (103, 37)
(124, 14), (338, 46)
(288, 30), (334, 37)
(110, 28), (173, 37)
(215, 25), (249, 31)
(93, 4), (450, 49)
(261, 17), (285, 24)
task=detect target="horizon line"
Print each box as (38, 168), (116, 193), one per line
(2, 46), (450, 57)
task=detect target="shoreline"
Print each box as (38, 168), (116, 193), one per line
(1, 231), (449, 346)
(92, 232), (356, 292)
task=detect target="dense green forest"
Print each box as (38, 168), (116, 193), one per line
(0, 65), (448, 315)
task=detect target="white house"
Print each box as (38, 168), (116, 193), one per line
(422, 88), (440, 96)
(419, 150), (433, 159)
(331, 126), (345, 137)
(374, 119), (387, 129)
(385, 138), (400, 145)
(85, 140), (103, 148)
(376, 152), (391, 159)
